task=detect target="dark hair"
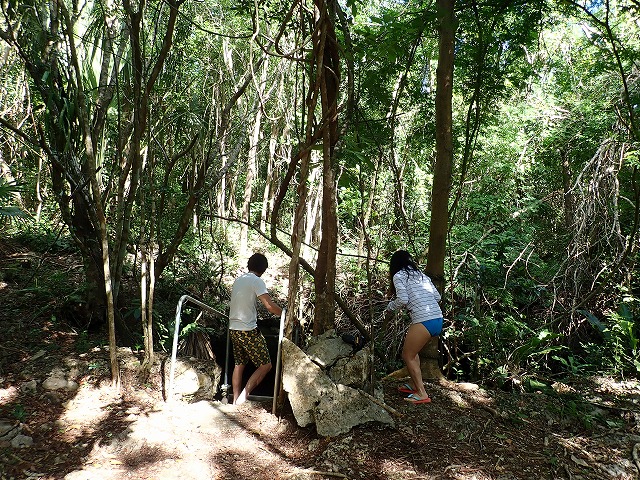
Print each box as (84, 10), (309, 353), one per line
(389, 250), (419, 294)
(248, 253), (268, 275)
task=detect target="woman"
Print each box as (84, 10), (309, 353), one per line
(385, 250), (443, 404)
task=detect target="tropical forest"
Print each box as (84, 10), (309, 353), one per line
(0, 0), (639, 478)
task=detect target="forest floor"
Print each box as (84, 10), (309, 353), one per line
(1, 239), (640, 480)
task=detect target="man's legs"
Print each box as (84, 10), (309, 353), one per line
(235, 362), (272, 405)
(232, 363), (245, 405)
(230, 328), (272, 405)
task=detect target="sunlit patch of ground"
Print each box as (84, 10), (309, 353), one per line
(0, 385), (18, 404)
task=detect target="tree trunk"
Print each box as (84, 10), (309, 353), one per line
(304, 168), (321, 260)
(260, 120), (279, 232)
(313, 0), (340, 336)
(423, 0), (456, 381)
(240, 106), (262, 255)
(560, 148), (574, 229)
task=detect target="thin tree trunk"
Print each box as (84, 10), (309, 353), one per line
(240, 107), (262, 255)
(261, 121), (279, 231)
(35, 154), (43, 221)
(357, 149), (381, 263)
(304, 167), (321, 260)
(560, 148), (574, 229)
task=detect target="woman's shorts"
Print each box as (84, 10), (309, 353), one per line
(419, 317), (443, 336)
(230, 328), (271, 366)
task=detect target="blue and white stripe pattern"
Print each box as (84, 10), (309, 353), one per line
(386, 269), (442, 324)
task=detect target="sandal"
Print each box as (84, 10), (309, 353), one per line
(404, 393), (431, 404)
(397, 383), (416, 394)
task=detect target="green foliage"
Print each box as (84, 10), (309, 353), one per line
(11, 404), (27, 422)
(0, 179), (30, 224)
(551, 354), (592, 375)
(12, 222), (74, 253)
(2, 0), (639, 388)
(509, 330), (565, 367)
(74, 330), (91, 354)
(179, 321), (219, 339)
(581, 297), (640, 375)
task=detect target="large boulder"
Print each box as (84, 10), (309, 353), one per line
(163, 356), (222, 400)
(305, 329), (353, 368)
(329, 347), (372, 389)
(281, 338), (393, 437)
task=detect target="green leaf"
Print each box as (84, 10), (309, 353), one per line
(510, 330), (562, 365)
(578, 310), (610, 339)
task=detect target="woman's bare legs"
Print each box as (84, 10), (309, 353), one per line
(401, 323), (432, 399)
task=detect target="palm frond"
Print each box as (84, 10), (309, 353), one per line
(0, 180), (31, 223)
(0, 206), (31, 220)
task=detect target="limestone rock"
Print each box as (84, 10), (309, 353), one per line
(65, 380), (79, 391)
(21, 380), (37, 394)
(0, 419), (19, 441)
(329, 347), (372, 389)
(42, 369), (78, 391)
(44, 391), (63, 404)
(305, 330), (353, 368)
(42, 375), (68, 391)
(11, 434), (33, 448)
(282, 338), (393, 437)
(164, 357), (222, 400)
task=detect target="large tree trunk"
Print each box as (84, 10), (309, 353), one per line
(423, 0), (456, 380)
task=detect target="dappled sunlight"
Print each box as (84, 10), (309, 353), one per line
(65, 398), (323, 479)
(60, 383), (120, 427)
(436, 381), (497, 412)
(379, 458), (435, 479)
(441, 464), (495, 480)
(0, 385), (18, 405)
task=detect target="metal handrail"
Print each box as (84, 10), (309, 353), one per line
(167, 294), (226, 401)
(271, 308), (286, 414)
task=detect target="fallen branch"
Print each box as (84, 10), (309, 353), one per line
(357, 388), (403, 418)
(586, 399), (639, 413)
(480, 404), (499, 417)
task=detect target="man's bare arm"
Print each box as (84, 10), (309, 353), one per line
(258, 293), (282, 316)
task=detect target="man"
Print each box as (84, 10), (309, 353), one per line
(228, 253), (283, 405)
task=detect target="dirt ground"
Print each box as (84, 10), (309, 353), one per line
(1, 241), (640, 480)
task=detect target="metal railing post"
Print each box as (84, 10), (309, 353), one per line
(271, 308), (286, 415)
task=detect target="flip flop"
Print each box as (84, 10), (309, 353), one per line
(404, 393), (431, 404)
(397, 383), (416, 394)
